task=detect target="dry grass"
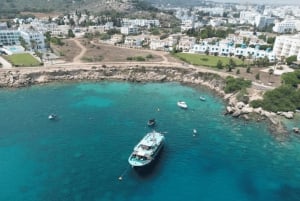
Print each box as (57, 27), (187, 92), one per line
(81, 39), (164, 62)
(51, 39), (81, 62)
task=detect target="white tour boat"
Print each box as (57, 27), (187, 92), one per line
(128, 131), (165, 167)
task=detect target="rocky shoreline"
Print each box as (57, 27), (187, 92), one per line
(0, 64), (290, 135)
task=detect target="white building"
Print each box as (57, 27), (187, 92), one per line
(255, 15), (275, 29)
(0, 29), (20, 46)
(181, 17), (195, 32)
(122, 19), (160, 27)
(88, 25), (105, 34)
(191, 42), (275, 61)
(19, 30), (45, 51)
(177, 36), (196, 52)
(273, 20), (297, 33)
(209, 19), (225, 27)
(124, 35), (144, 47)
(120, 26), (139, 35)
(273, 34), (300, 61)
(240, 11), (259, 25)
(0, 22), (7, 30)
(150, 35), (178, 51)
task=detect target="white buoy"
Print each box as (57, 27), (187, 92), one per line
(118, 176), (122, 181)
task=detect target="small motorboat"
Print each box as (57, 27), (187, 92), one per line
(199, 96), (206, 101)
(147, 118), (156, 127)
(177, 101), (188, 109)
(193, 129), (197, 134)
(48, 114), (57, 120)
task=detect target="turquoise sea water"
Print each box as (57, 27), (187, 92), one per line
(1, 81), (300, 201)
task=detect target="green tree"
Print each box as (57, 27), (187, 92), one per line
(228, 58), (236, 68)
(286, 55), (297, 65)
(68, 29), (75, 38)
(216, 60), (223, 69)
(281, 70), (300, 87)
(268, 68), (274, 82)
(19, 36), (29, 51)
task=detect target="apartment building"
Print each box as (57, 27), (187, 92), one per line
(273, 34), (300, 61)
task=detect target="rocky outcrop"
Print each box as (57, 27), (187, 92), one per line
(277, 111), (294, 119)
(224, 92), (288, 135)
(0, 66), (227, 94)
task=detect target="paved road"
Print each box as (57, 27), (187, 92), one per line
(0, 56), (12, 69)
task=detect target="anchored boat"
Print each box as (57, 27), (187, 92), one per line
(128, 131), (165, 167)
(147, 118), (156, 127)
(177, 101), (188, 109)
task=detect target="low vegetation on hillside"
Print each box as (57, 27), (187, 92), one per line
(224, 76), (252, 94)
(250, 71), (300, 112)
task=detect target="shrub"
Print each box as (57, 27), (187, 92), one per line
(224, 76), (251, 93)
(135, 56), (146, 61)
(255, 73), (260, 80)
(146, 54), (153, 59)
(246, 66), (251, 73)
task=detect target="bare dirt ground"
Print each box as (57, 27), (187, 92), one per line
(224, 66), (281, 88)
(52, 38), (167, 63)
(83, 39), (165, 62)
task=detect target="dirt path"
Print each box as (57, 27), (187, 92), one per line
(70, 38), (87, 63)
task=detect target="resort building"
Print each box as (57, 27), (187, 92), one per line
(0, 22), (8, 30)
(0, 29), (21, 46)
(273, 34), (300, 61)
(19, 29), (46, 51)
(190, 42), (275, 61)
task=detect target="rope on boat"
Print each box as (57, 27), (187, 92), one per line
(118, 165), (131, 181)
